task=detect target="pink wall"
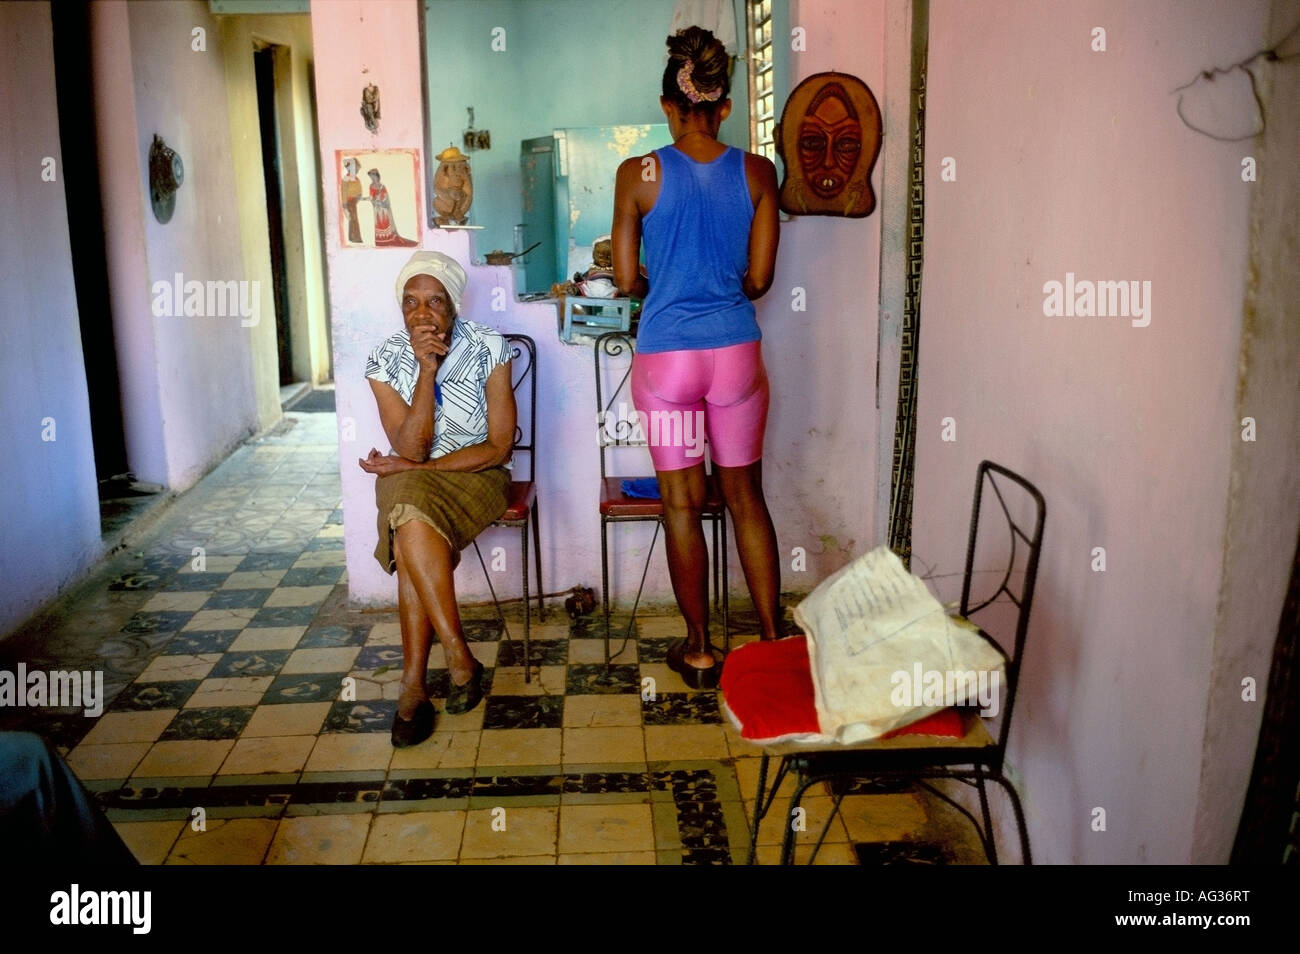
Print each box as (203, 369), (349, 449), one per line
(768, 0), (886, 576)
(93, 0), (166, 488)
(1192, 0), (1300, 860)
(0, 1), (102, 635)
(320, 0), (887, 610)
(3, 0), (265, 634)
(127, 0), (259, 489)
(916, 0), (1273, 862)
(95, 0), (259, 493)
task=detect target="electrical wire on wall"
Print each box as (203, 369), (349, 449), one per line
(1173, 18), (1300, 141)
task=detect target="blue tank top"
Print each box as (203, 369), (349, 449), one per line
(636, 145), (759, 353)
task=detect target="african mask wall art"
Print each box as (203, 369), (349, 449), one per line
(775, 71), (882, 217)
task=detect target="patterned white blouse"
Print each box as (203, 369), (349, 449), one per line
(364, 318), (513, 466)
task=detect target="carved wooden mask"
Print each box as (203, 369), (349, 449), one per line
(776, 71), (882, 217)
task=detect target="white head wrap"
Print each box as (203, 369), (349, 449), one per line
(394, 250), (467, 312)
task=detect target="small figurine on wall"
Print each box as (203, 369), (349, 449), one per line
(361, 82), (381, 134)
(462, 106), (491, 152)
(775, 71), (882, 217)
(432, 144), (473, 226)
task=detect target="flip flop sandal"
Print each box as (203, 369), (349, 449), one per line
(444, 660), (485, 714)
(666, 639), (724, 690)
(391, 699), (435, 748)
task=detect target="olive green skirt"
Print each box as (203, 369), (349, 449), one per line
(373, 466), (510, 573)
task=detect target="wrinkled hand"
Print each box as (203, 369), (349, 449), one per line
(358, 448), (418, 477)
(410, 324), (451, 374)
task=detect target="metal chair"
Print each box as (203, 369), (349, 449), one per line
(471, 334), (544, 681)
(746, 460), (1046, 864)
(594, 331), (729, 665)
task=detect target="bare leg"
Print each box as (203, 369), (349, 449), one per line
(393, 520), (479, 706)
(716, 460), (782, 641)
(395, 553), (434, 719)
(655, 463), (715, 668)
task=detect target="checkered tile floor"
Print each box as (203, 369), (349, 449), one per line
(0, 411), (981, 864)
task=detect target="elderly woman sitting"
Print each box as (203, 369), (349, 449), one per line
(359, 250), (515, 748)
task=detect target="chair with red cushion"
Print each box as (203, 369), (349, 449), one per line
(594, 332), (728, 665)
(471, 334), (544, 681)
(725, 461), (1045, 864)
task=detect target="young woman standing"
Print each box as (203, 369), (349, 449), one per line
(612, 26), (782, 688)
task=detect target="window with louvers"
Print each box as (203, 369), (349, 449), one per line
(746, 0), (776, 163)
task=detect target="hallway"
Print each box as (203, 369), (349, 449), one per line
(0, 410), (979, 865)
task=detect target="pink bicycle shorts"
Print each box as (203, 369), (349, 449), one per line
(629, 340), (769, 472)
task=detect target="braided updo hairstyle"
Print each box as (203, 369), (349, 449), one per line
(661, 26), (730, 114)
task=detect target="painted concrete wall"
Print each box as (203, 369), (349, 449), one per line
(127, 0), (261, 489)
(93, 0), (168, 490)
(0, 1), (103, 636)
(221, 16), (287, 430)
(95, 0), (261, 493)
(916, 0), (1282, 862)
(267, 18), (331, 388)
(221, 12), (330, 434)
(422, 0), (744, 259)
(1193, 0), (1300, 862)
(777, 0), (886, 572)
(324, 0), (884, 610)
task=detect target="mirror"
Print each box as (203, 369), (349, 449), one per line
(420, 0), (786, 293)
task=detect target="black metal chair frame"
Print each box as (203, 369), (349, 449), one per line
(594, 331), (729, 665)
(747, 460), (1045, 864)
(471, 334), (544, 682)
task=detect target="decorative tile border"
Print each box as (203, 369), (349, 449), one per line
(98, 764), (743, 864)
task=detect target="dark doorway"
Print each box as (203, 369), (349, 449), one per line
(1232, 526), (1300, 864)
(254, 45), (294, 386)
(50, 0), (128, 485)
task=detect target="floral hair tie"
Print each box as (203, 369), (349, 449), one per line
(676, 60), (722, 104)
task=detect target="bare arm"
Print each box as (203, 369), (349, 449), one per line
(419, 361), (516, 472)
(741, 153), (780, 300)
(360, 361), (516, 476)
(612, 155), (651, 299)
(369, 373), (436, 462)
(367, 324), (454, 461)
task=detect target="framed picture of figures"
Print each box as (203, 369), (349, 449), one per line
(336, 148), (422, 248)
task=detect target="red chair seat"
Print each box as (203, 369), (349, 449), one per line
(599, 476), (726, 518)
(720, 637), (821, 742)
(720, 636), (966, 744)
(498, 480), (535, 523)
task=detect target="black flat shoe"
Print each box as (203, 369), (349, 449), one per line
(391, 699), (435, 748)
(444, 660), (485, 715)
(666, 639), (723, 690)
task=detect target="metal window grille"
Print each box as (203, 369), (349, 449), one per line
(746, 0), (776, 162)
